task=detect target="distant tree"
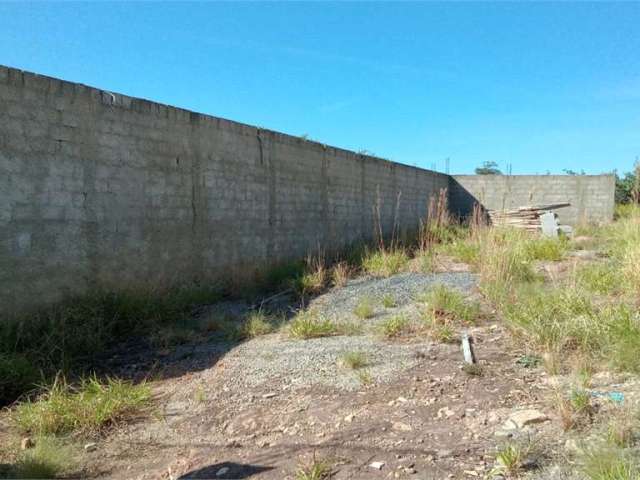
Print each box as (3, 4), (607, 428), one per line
(357, 149), (375, 156)
(615, 160), (640, 204)
(563, 168), (586, 175)
(474, 161), (502, 175)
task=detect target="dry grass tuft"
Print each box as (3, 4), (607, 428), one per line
(331, 262), (351, 288)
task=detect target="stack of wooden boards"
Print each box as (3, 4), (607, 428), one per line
(487, 203), (571, 235)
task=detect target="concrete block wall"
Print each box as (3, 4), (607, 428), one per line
(450, 174), (615, 226)
(1, 66), (449, 313)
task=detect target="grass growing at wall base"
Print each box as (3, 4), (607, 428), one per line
(0, 283), (221, 405)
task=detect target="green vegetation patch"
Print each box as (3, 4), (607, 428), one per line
(361, 248), (409, 277)
(8, 436), (75, 479)
(353, 297), (375, 319)
(419, 284), (480, 324)
(379, 314), (410, 338)
(288, 311), (337, 339)
(14, 376), (151, 436)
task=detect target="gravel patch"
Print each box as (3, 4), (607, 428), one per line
(311, 271), (478, 320)
(210, 335), (439, 391)
(193, 272), (478, 393)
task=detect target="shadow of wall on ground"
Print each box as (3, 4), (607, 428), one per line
(178, 461), (273, 479)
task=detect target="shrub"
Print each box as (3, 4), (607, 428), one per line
(288, 311), (337, 339)
(14, 376), (151, 436)
(614, 203), (640, 220)
(361, 248), (409, 277)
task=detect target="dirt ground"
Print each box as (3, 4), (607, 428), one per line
(79, 272), (560, 479)
(3, 258), (637, 479)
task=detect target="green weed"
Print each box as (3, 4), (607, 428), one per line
(580, 446), (639, 480)
(525, 235), (569, 261)
(339, 351), (370, 370)
(575, 262), (619, 295)
(353, 297), (375, 319)
(243, 310), (275, 338)
(379, 315), (409, 338)
(606, 411), (638, 448)
(361, 248), (409, 277)
(491, 443), (526, 476)
(419, 284), (479, 324)
(288, 311), (337, 339)
(570, 388), (593, 414)
(439, 239), (481, 266)
(295, 458), (332, 480)
(14, 375), (151, 436)
(356, 369), (373, 386)
(0, 353), (41, 405)
(381, 294), (397, 308)
(10, 436), (74, 479)
(0, 284), (220, 404)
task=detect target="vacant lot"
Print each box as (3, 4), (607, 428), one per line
(1, 205), (639, 479)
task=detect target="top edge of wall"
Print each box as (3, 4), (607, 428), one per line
(452, 174), (615, 178)
(0, 64), (447, 177)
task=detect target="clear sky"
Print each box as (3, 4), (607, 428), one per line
(1, 2), (639, 175)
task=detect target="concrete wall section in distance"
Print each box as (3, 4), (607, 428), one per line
(449, 174), (615, 226)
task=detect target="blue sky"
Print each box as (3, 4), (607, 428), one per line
(1, 2), (639, 175)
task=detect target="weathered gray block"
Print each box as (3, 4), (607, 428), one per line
(1, 65), (451, 314)
(0, 65), (616, 314)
